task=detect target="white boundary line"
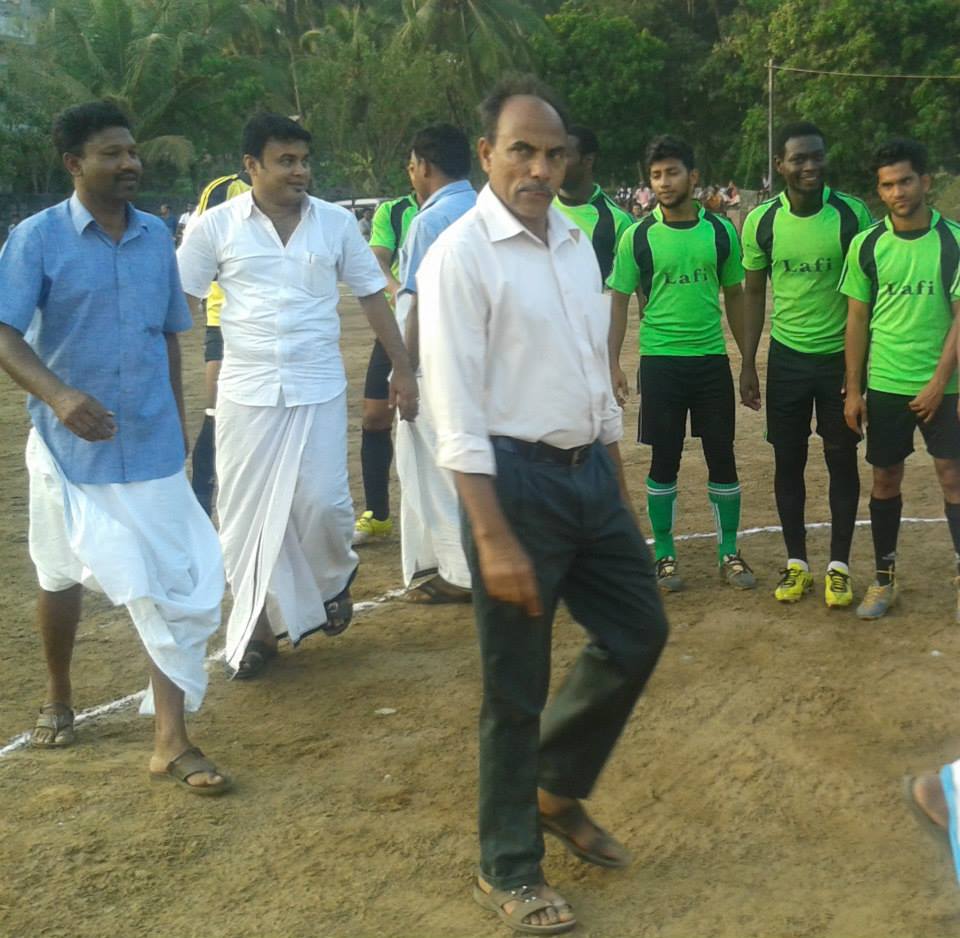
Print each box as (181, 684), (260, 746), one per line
(0, 587), (407, 760)
(0, 523), (946, 760)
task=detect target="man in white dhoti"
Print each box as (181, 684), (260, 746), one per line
(177, 113), (418, 679)
(0, 102), (228, 793)
(395, 124), (477, 604)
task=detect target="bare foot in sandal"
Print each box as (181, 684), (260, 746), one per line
(31, 702), (76, 748)
(149, 745), (230, 794)
(475, 875), (576, 934)
(911, 774), (949, 830)
(399, 574), (472, 605)
(538, 789), (631, 868)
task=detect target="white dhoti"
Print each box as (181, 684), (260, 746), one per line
(395, 385), (471, 590)
(26, 430), (223, 716)
(216, 391), (357, 672)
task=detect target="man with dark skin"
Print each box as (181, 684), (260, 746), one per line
(740, 123), (871, 606)
(0, 102), (227, 790)
(841, 138), (960, 620)
(418, 77), (668, 934)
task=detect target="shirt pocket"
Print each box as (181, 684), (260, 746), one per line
(299, 244), (337, 297)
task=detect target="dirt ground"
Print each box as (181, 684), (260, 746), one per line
(3, 292), (960, 938)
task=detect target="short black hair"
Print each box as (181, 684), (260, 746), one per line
(568, 125), (599, 158)
(52, 101), (131, 157)
(775, 121), (825, 157)
(871, 137), (928, 176)
(411, 123), (471, 179)
(242, 113), (312, 162)
(478, 74), (568, 144)
(645, 135), (695, 172)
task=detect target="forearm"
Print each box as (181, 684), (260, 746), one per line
(723, 285), (748, 356)
(609, 291), (630, 364)
(932, 315), (960, 386)
(0, 323), (70, 405)
(403, 297), (419, 373)
(165, 333), (187, 433)
(740, 272), (767, 366)
(844, 304), (870, 392)
(454, 471), (514, 543)
(359, 293), (413, 373)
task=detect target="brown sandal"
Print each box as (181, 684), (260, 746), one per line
(473, 879), (576, 935)
(150, 747), (232, 796)
(31, 703), (76, 749)
(399, 575), (472, 605)
(540, 800), (632, 868)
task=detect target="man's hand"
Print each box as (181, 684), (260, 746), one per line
(611, 364), (629, 407)
(475, 530), (543, 618)
(910, 379), (946, 424)
(844, 389), (867, 436)
(389, 366), (419, 421)
(51, 388), (116, 441)
(739, 363), (761, 411)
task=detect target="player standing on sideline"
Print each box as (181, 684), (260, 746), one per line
(841, 138), (960, 620)
(608, 135), (756, 592)
(740, 122), (872, 606)
(187, 171), (251, 517)
(554, 125), (634, 281)
(0, 102), (228, 791)
(352, 190), (418, 546)
(418, 76), (668, 935)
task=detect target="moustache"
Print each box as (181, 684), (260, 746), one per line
(517, 184), (554, 196)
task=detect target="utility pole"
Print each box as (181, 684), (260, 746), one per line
(767, 59), (775, 194)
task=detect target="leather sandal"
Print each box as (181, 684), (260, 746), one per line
(540, 800), (632, 868)
(150, 747), (232, 796)
(472, 879), (576, 935)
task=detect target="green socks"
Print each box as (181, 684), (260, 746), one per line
(646, 477), (678, 560)
(708, 481), (741, 560)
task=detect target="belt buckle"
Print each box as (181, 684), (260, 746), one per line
(570, 445), (589, 467)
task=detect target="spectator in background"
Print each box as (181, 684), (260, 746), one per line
(358, 207), (373, 240)
(158, 203), (178, 239)
(725, 180), (741, 209)
(176, 203), (195, 243)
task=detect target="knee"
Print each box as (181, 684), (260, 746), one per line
(871, 465), (903, 499)
(703, 438), (737, 484)
(649, 446), (681, 484)
(936, 461), (960, 502)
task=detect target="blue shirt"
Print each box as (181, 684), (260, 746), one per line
(0, 194), (193, 484)
(400, 180), (477, 294)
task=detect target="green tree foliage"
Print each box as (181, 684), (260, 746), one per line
(1, 0), (958, 198)
(532, 2), (667, 185)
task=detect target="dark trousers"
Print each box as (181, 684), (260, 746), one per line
(462, 442), (669, 890)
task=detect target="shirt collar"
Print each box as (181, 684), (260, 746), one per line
(420, 179), (474, 212)
(777, 185), (832, 213)
(652, 201), (705, 224)
(477, 183), (580, 247)
(883, 207), (939, 233)
(243, 190), (314, 220)
(68, 192), (147, 241)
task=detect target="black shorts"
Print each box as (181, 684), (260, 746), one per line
(204, 325), (223, 363)
(765, 338), (859, 448)
(866, 389), (960, 467)
(363, 339), (391, 400)
(638, 354), (735, 448)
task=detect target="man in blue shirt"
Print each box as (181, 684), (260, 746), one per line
(393, 124), (477, 603)
(0, 102), (229, 793)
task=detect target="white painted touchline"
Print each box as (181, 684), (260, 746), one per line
(0, 587), (407, 760)
(0, 522), (948, 759)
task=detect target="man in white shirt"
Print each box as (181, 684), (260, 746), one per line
(418, 78), (669, 935)
(178, 113), (417, 679)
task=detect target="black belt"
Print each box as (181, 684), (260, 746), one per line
(491, 435), (595, 468)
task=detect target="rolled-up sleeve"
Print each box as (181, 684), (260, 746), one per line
(417, 240), (496, 476)
(337, 212), (388, 298)
(176, 215), (219, 299)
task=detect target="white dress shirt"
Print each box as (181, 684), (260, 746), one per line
(177, 191), (387, 407)
(417, 184), (623, 477)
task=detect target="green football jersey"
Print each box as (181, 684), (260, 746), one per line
(839, 209), (960, 396)
(607, 203), (744, 357)
(369, 194), (418, 278)
(742, 186), (872, 355)
(554, 184), (634, 281)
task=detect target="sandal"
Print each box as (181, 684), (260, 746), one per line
(233, 639), (278, 680)
(320, 587), (354, 636)
(540, 800), (632, 869)
(150, 746), (232, 796)
(31, 703), (76, 749)
(399, 574), (472, 605)
(902, 775), (952, 863)
(472, 879), (576, 935)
